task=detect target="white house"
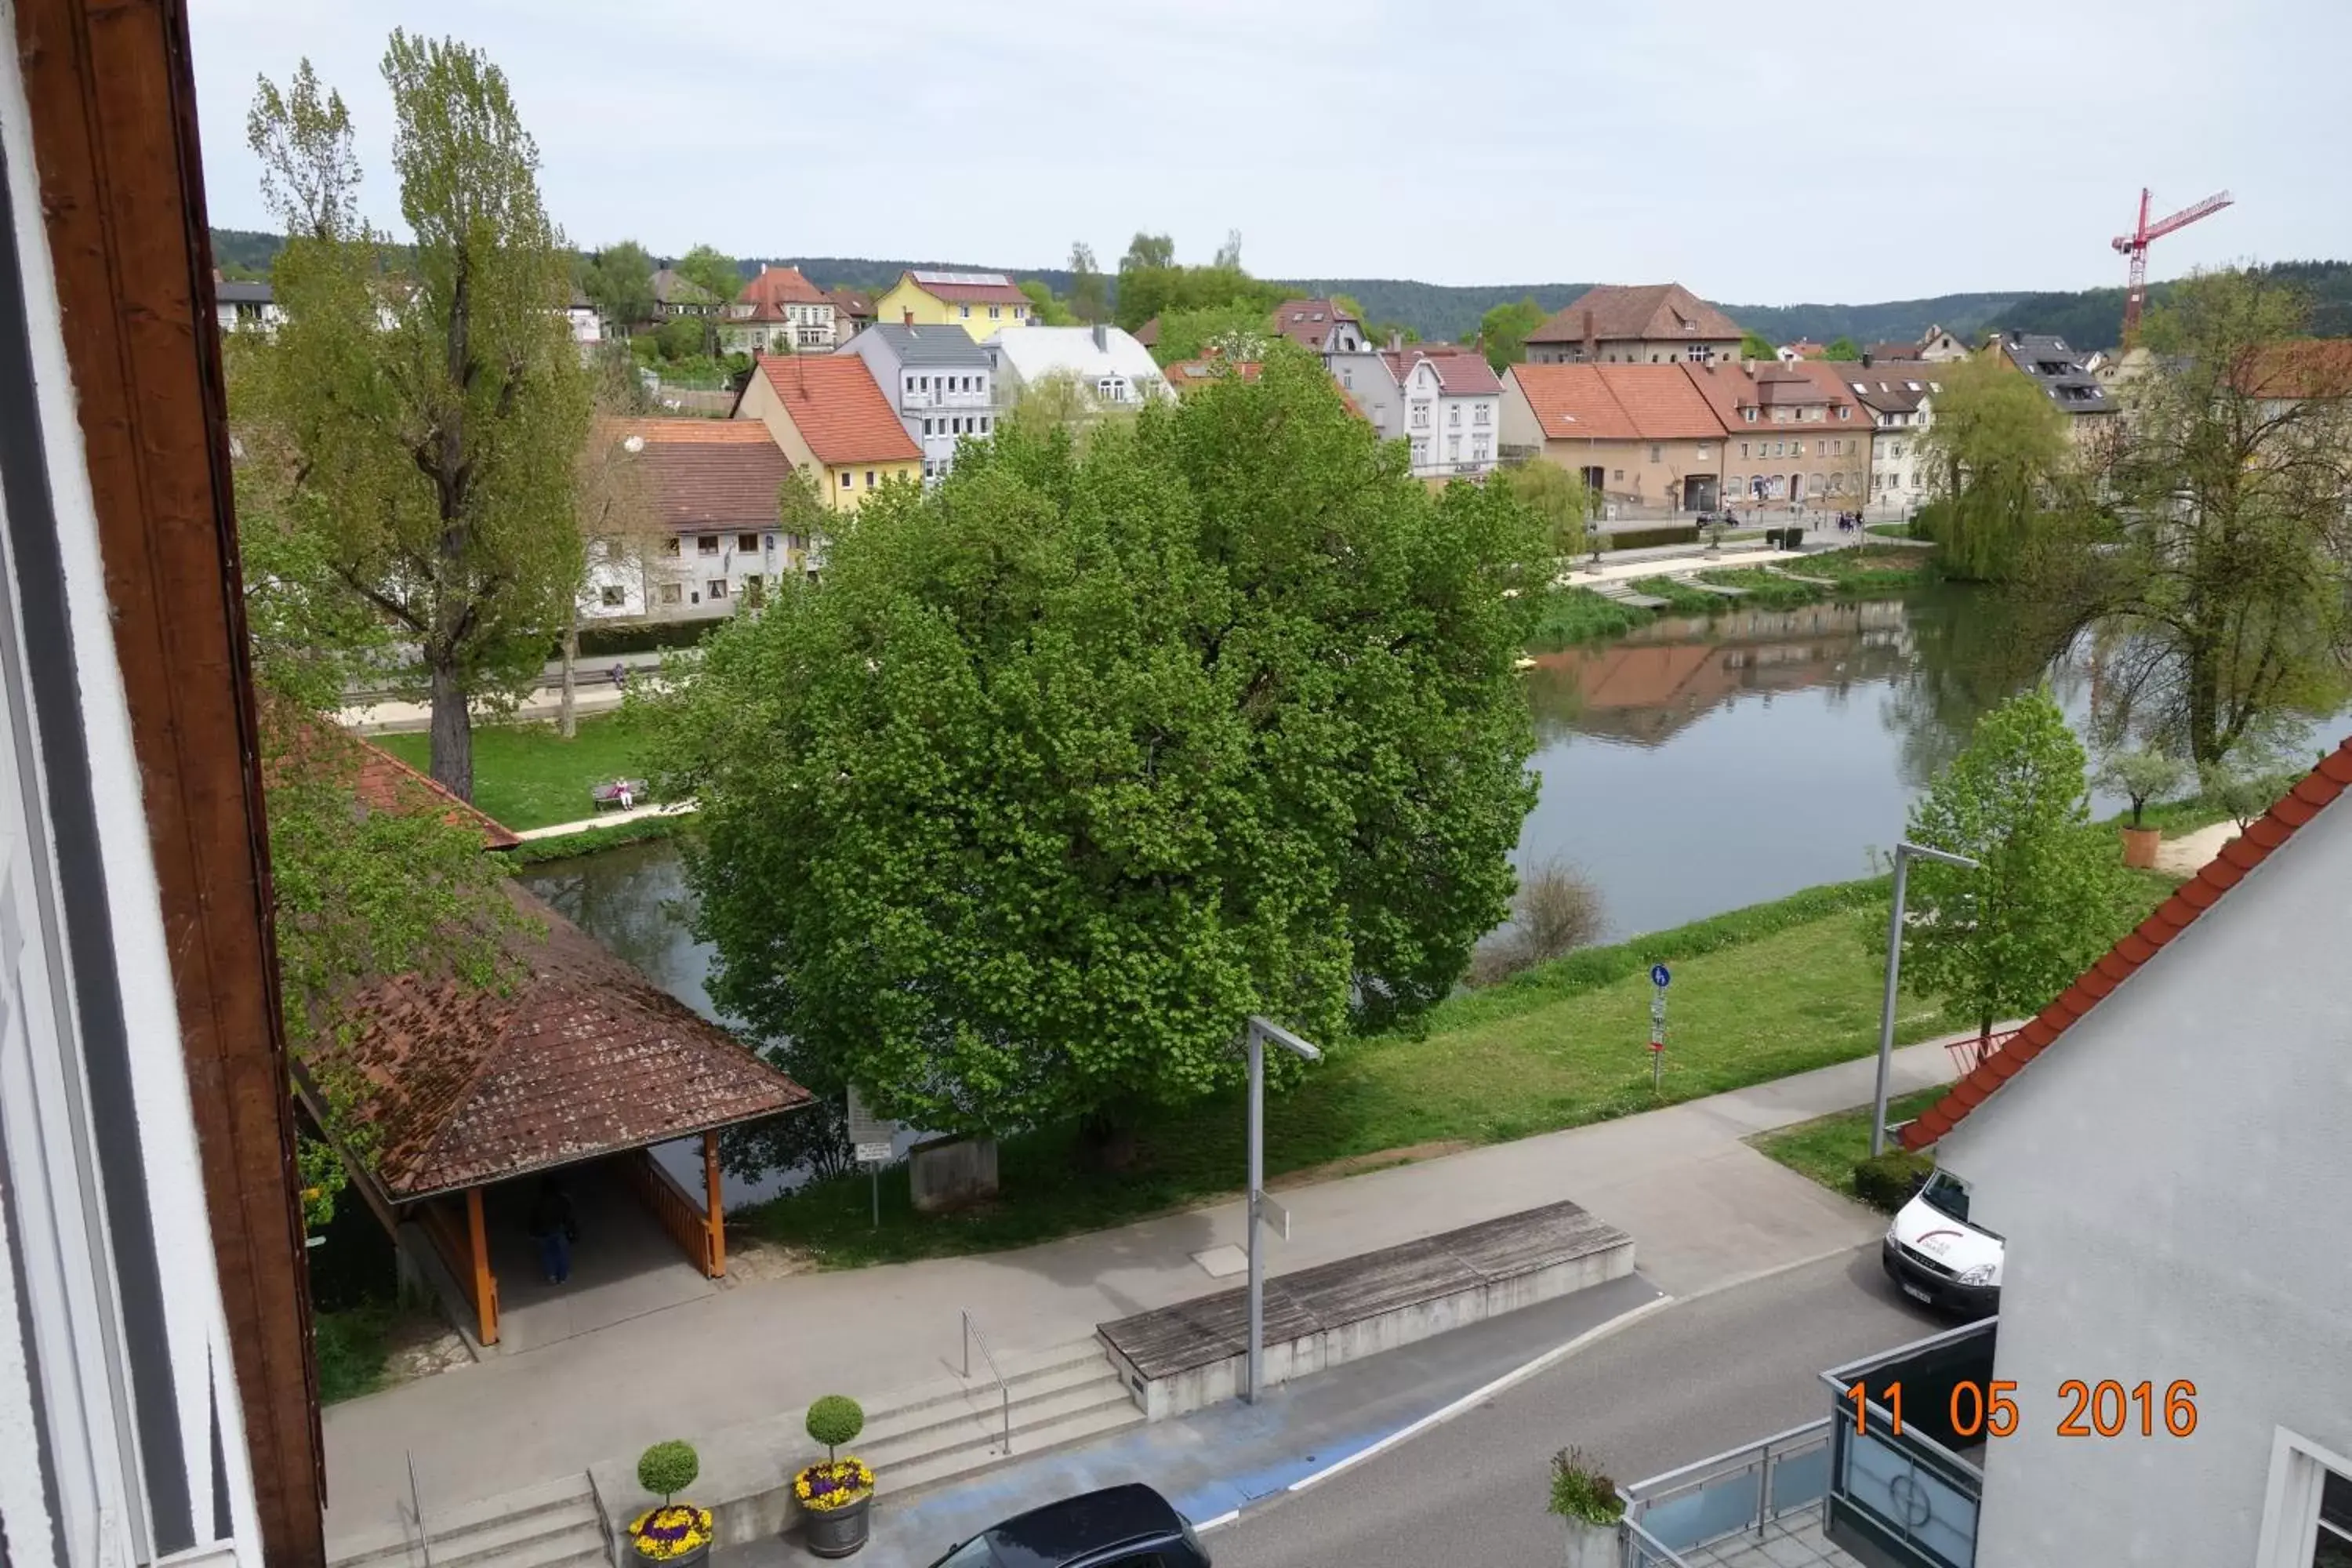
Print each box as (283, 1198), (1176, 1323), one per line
(1846, 370), (1941, 516)
(1886, 741), (2352, 1567)
(1917, 323), (1972, 362)
(1383, 344), (1503, 478)
(720, 263), (837, 356)
(985, 323), (1170, 409)
(212, 274), (281, 335)
(583, 420), (811, 622)
(838, 321), (999, 480)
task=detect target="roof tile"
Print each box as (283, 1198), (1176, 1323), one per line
(1901, 735), (2352, 1151)
(753, 354), (923, 466)
(604, 418), (794, 530)
(1526, 283), (1741, 346)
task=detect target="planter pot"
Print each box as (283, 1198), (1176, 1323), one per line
(804, 1494), (872, 1559)
(2121, 825), (2161, 869)
(1562, 1515), (1618, 1568)
(628, 1544), (709, 1567)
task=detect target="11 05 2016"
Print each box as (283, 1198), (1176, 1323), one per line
(1843, 1378), (2199, 1439)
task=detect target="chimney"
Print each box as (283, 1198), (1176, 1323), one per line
(760, 262), (770, 275)
(1092, 323), (1108, 351)
(1388, 330), (1402, 353)
(903, 308), (915, 327)
(1582, 308), (1596, 361)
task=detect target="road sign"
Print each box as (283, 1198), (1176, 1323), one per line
(847, 1086), (896, 1167)
(1650, 964), (1671, 988)
(853, 1142), (893, 1165)
(1260, 1195), (1291, 1243)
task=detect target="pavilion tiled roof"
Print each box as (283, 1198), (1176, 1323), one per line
(327, 880), (811, 1198)
(606, 417), (794, 530)
(752, 354), (923, 465)
(270, 720), (522, 849)
(1902, 736), (2352, 1151)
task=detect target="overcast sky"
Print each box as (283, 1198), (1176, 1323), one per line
(188, 0), (2346, 304)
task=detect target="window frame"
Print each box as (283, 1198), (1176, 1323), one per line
(2257, 1428), (2352, 1567)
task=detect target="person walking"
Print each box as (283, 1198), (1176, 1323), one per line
(528, 1177), (579, 1285)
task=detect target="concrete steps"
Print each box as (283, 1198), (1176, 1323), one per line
(330, 1473), (602, 1568)
(1682, 579), (1750, 598)
(1588, 581), (1671, 609)
(852, 1338), (1142, 1502)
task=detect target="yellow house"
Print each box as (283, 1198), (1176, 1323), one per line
(873, 268), (1033, 341)
(732, 354), (920, 512)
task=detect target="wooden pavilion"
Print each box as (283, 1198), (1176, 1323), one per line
(294, 735), (810, 1346)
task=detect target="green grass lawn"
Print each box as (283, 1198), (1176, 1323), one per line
(373, 710), (656, 831)
(742, 879), (1960, 1269)
(314, 1305), (397, 1404)
(1748, 1085), (1954, 1199)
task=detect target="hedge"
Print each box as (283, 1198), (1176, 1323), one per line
(1599, 524), (1700, 551)
(573, 619), (723, 659)
(1852, 1149), (1934, 1212)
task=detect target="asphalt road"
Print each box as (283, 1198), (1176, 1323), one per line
(1210, 1246), (1936, 1568)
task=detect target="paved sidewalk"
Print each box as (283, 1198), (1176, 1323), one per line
(322, 1035), (1966, 1552)
(513, 799), (696, 841)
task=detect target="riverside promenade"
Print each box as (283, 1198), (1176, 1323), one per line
(322, 1034), (1973, 1552)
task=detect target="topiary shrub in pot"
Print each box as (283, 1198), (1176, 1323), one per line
(1548, 1446), (1624, 1568)
(796, 1396), (874, 1559)
(629, 1440), (713, 1565)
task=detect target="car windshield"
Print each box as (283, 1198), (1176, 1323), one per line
(1920, 1172), (1971, 1224)
(924, 1538), (996, 1568)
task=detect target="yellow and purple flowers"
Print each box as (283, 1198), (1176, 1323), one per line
(628, 1504), (714, 1560)
(793, 1457), (875, 1513)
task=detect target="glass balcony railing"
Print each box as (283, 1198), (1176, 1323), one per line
(1817, 1318), (1995, 1568)
(1618, 1418), (1838, 1565)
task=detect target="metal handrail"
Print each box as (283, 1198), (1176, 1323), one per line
(960, 1309), (1011, 1456)
(1621, 1416), (1832, 1503)
(406, 1449), (434, 1568)
(1621, 1515), (1698, 1568)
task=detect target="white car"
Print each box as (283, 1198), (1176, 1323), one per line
(1882, 1170), (2002, 1316)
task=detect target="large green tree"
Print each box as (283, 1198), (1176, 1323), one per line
(2023, 270), (2352, 766)
(241, 34), (592, 800)
(1883, 688), (2136, 1058)
(1915, 354), (2076, 581)
(1068, 242), (1109, 324)
(651, 352), (1548, 1142)
(1149, 301), (1270, 366)
(1479, 296), (1548, 372)
(582, 238), (655, 332)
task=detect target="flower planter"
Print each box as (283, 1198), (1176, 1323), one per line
(630, 1546), (708, 1568)
(803, 1493), (871, 1559)
(2120, 825), (2161, 869)
(1561, 1515), (1618, 1568)
(627, 1502), (715, 1566)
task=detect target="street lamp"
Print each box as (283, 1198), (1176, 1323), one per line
(1870, 840), (1982, 1156)
(1243, 1014), (1321, 1404)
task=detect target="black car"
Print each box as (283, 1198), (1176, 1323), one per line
(926, 1483), (1211, 1568)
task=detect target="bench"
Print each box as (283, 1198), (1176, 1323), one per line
(590, 779), (649, 811)
(1096, 1198), (1634, 1417)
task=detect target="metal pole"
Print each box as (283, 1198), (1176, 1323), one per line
(871, 1167), (880, 1230)
(1870, 851), (1909, 1158)
(1246, 1026), (1265, 1404)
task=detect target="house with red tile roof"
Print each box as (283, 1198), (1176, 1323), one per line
(1500, 362), (1731, 512)
(584, 419), (806, 619)
(826, 286), (875, 341)
(1525, 283), (1744, 366)
(1682, 358), (1871, 507)
(1271, 298), (1369, 354)
(1379, 344), (1504, 477)
(732, 353), (922, 512)
(1882, 737), (2352, 1567)
(1779, 339), (1828, 361)
(721, 263), (837, 354)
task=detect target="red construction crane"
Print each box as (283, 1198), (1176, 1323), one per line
(2113, 186), (2234, 346)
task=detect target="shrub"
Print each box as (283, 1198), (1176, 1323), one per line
(1599, 524), (1698, 551)
(636, 1439), (699, 1504)
(575, 619), (721, 659)
(2097, 748), (2188, 829)
(1472, 859), (1606, 985)
(1547, 1446), (1624, 1525)
(806, 1395), (865, 1461)
(1852, 1150), (1933, 1212)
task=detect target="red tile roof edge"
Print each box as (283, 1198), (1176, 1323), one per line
(345, 728), (523, 849)
(1901, 735), (2352, 1150)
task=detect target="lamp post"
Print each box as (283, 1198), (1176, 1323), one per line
(1871, 840), (1982, 1156)
(1243, 1014), (1322, 1404)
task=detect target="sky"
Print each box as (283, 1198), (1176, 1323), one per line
(187, 0), (2350, 305)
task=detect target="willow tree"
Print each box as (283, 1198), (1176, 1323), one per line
(651, 354), (1547, 1152)
(241, 33), (590, 800)
(2025, 270), (2352, 765)
(1915, 354), (2076, 581)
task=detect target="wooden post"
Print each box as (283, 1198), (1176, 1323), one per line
(702, 1131), (726, 1278)
(465, 1187), (498, 1346)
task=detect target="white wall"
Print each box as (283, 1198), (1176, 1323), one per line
(1942, 797), (2352, 1567)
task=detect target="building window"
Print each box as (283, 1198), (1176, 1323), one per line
(979, 416), (991, 434)
(1341, 368), (1352, 387)
(1838, 405), (1851, 419)
(1410, 438), (1428, 464)
(708, 579), (728, 599)
(765, 533), (778, 551)
(698, 534), (719, 554)
(1475, 404), (1490, 425)
(599, 585), (626, 607)
(662, 535), (681, 556)
(1740, 441), (1750, 458)
(743, 574), (763, 595)
(1648, 445), (1662, 463)
(1014, 305), (1025, 318)
(840, 471), (852, 488)
(1817, 441), (1826, 457)
(1449, 406), (1461, 426)
(1612, 468), (1624, 481)
(2258, 1434), (2352, 1568)
(989, 305), (1000, 319)
(924, 418), (934, 436)
(1411, 405), (1429, 429)
(1448, 437), (1461, 460)
(1743, 408), (1757, 423)
(866, 470), (877, 488)
(738, 532), (759, 552)
(960, 304), (971, 318)
(1729, 474), (1744, 492)
(659, 583), (682, 604)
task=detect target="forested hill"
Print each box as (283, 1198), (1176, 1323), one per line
(209, 229), (2352, 354)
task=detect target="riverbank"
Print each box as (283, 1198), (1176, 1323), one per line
(1530, 543), (1936, 647)
(731, 869), (2178, 1270)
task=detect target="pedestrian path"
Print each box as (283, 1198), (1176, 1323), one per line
(320, 1032), (1973, 1552)
(512, 799), (696, 841)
